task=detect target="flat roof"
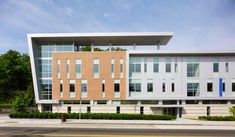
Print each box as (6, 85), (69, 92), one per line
(128, 50), (235, 56)
(28, 32), (173, 46)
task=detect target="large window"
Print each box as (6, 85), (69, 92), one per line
(37, 44), (73, 100)
(207, 82), (213, 92)
(213, 63), (219, 72)
(153, 58), (159, 73)
(129, 79), (141, 92)
(187, 64), (199, 77)
(187, 83), (199, 96)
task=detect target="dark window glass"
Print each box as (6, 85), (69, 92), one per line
(140, 106), (144, 114)
(116, 106), (120, 114)
(102, 83), (105, 92)
(136, 83), (141, 92)
(67, 106), (71, 113)
(135, 64), (141, 72)
(172, 83), (175, 92)
(70, 84), (75, 92)
(87, 106), (91, 113)
(60, 83), (63, 92)
(207, 83), (213, 92)
(186, 100), (199, 104)
(129, 83), (135, 92)
(232, 83), (235, 92)
(162, 83), (165, 92)
(174, 63), (178, 73)
(207, 106), (210, 116)
(213, 63), (219, 72)
(147, 83), (153, 92)
(223, 82), (225, 92)
(114, 83), (120, 92)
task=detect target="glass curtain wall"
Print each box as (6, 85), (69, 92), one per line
(36, 43), (74, 100)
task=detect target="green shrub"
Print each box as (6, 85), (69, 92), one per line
(9, 112), (176, 120)
(199, 116), (235, 121)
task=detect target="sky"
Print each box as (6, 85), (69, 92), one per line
(0, 0), (235, 53)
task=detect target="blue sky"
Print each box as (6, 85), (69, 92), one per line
(0, 0), (235, 53)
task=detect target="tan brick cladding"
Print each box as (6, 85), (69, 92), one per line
(52, 51), (126, 101)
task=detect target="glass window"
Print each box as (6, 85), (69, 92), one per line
(129, 79), (141, 92)
(225, 63), (229, 72)
(60, 83), (63, 92)
(172, 83), (175, 92)
(166, 64), (171, 73)
(70, 83), (75, 92)
(81, 83), (87, 92)
(76, 59), (81, 77)
(147, 83), (153, 92)
(111, 64), (114, 73)
(114, 83), (120, 92)
(102, 83), (105, 92)
(223, 82), (225, 92)
(187, 64), (199, 77)
(116, 106), (120, 114)
(187, 83), (200, 96)
(120, 59), (123, 73)
(162, 83), (165, 92)
(207, 83), (213, 92)
(174, 63), (178, 73)
(144, 58), (147, 73)
(213, 63), (219, 72)
(153, 64), (159, 73)
(93, 64), (99, 73)
(232, 83), (235, 92)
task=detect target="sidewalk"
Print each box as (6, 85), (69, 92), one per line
(1, 114), (235, 130)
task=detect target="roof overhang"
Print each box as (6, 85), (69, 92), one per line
(27, 32), (173, 46)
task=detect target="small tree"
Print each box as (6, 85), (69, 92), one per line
(11, 85), (36, 112)
(229, 107), (235, 116)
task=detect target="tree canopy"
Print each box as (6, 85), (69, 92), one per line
(0, 50), (33, 103)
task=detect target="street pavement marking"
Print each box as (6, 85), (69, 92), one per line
(13, 134), (216, 137)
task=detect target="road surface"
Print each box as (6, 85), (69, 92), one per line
(0, 127), (235, 137)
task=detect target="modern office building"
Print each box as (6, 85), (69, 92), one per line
(28, 32), (235, 118)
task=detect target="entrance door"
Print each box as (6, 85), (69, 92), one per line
(163, 107), (177, 116)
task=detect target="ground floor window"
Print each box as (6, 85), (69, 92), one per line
(42, 104), (52, 112)
(87, 106), (91, 113)
(140, 106), (144, 114)
(207, 106), (210, 116)
(116, 106), (120, 114)
(67, 106), (71, 113)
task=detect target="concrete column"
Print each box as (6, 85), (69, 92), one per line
(109, 43), (112, 51)
(159, 100), (163, 105)
(91, 43), (94, 52)
(133, 43), (136, 50)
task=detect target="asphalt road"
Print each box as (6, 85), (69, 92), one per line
(0, 127), (235, 137)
